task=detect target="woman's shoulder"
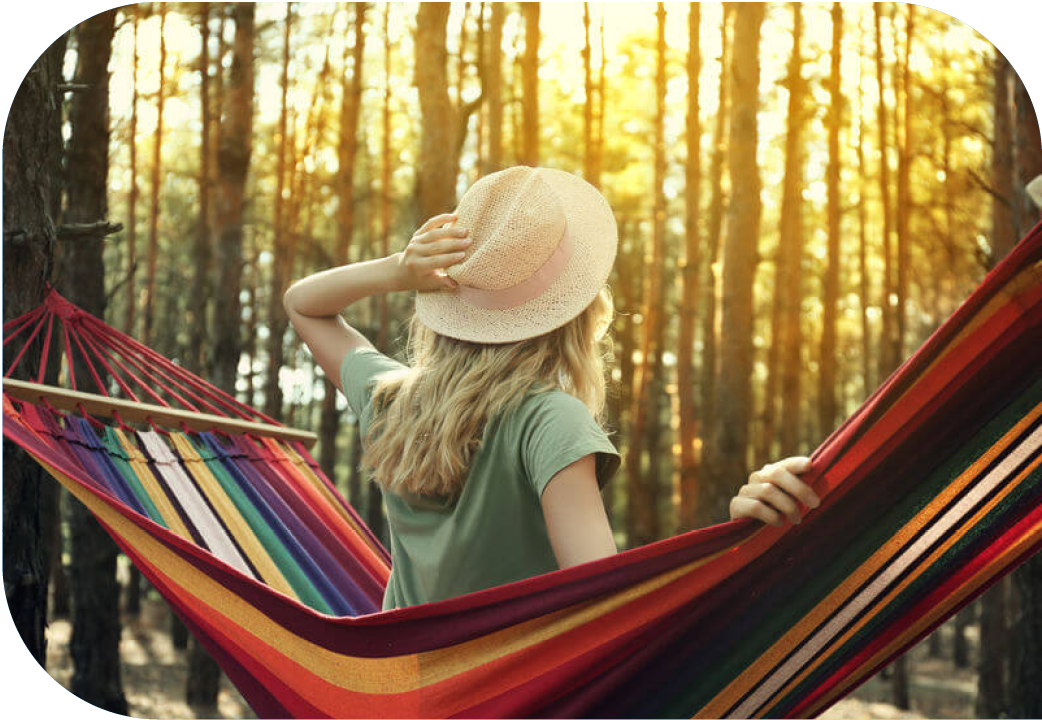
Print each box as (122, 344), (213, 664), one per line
(507, 387), (601, 432)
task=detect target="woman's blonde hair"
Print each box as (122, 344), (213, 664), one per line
(360, 285), (615, 500)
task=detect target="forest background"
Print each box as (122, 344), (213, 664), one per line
(3, 2), (1042, 718)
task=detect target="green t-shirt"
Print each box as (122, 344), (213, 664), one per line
(339, 345), (621, 611)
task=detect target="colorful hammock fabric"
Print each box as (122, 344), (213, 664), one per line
(3, 220), (1042, 719)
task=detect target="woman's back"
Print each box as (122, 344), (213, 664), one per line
(340, 345), (620, 611)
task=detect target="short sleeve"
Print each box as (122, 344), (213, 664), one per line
(520, 391), (622, 499)
(339, 345), (407, 420)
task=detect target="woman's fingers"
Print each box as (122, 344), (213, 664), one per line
(730, 496), (784, 527)
(415, 224), (468, 244)
(415, 251), (467, 270)
(411, 235), (471, 256)
(415, 213), (457, 235)
(740, 481), (801, 524)
(752, 461), (820, 509)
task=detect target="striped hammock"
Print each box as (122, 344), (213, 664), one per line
(3, 220), (1041, 719)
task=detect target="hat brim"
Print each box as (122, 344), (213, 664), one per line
(414, 168), (618, 344)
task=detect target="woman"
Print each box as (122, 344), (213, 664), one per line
(284, 165), (821, 611)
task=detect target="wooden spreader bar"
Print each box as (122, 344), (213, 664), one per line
(2, 378), (318, 448)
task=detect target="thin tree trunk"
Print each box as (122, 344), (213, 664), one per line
(677, 2), (702, 533)
(777, 3), (806, 458)
(874, 3), (895, 380)
(379, 3), (393, 352)
(484, 2), (504, 174)
(190, 3), (214, 377)
(211, 4), (255, 395)
(319, 2), (368, 480)
(143, 4), (167, 346)
(124, 6), (140, 336)
(895, 4), (915, 363)
(819, 2), (843, 437)
(519, 2), (540, 166)
(264, 2), (294, 422)
(705, 1), (764, 524)
(697, 7), (732, 529)
(977, 577), (1009, 717)
(856, 15), (873, 398)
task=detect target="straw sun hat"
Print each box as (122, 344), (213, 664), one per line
(414, 165), (618, 344)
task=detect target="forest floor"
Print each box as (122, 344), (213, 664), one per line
(42, 596), (978, 719)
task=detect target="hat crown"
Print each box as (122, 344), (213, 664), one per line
(448, 166), (567, 291)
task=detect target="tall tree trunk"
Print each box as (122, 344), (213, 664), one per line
(320, 1), (367, 482)
(60, 10), (128, 714)
(415, 3), (458, 218)
(761, 3), (807, 464)
(855, 15), (873, 399)
(378, 2), (393, 353)
(953, 604), (972, 668)
(614, 217), (639, 544)
(265, 2), (294, 423)
(143, 3), (167, 346)
(977, 577), (1009, 717)
(594, 15), (606, 187)
(677, 2), (702, 533)
(124, 6), (140, 336)
(484, 2), (504, 174)
(894, 4), (915, 363)
(190, 3), (214, 377)
(519, 2), (540, 166)
(705, 1), (764, 524)
(696, 6), (732, 528)
(819, 2), (843, 437)
(211, 4), (255, 395)
(582, 3), (594, 180)
(874, 3), (896, 381)
(626, 3), (668, 547)
(2, 29), (67, 669)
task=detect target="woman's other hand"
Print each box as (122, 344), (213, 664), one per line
(397, 212), (472, 292)
(729, 456), (821, 527)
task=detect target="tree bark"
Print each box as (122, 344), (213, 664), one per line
(189, 3), (214, 377)
(704, 2), (764, 525)
(819, 2), (843, 438)
(977, 577), (1009, 717)
(264, 2), (294, 423)
(211, 4), (255, 395)
(143, 3), (167, 346)
(894, 4), (915, 363)
(677, 2), (702, 533)
(696, 7), (732, 529)
(320, 2), (368, 481)
(874, 4), (896, 380)
(519, 2), (540, 166)
(124, 5), (140, 336)
(2, 28), (67, 670)
(483, 2), (504, 174)
(415, 3), (459, 219)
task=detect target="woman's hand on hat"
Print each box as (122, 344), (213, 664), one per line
(728, 456), (821, 527)
(395, 212), (471, 292)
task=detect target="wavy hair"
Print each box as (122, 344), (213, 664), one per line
(360, 285), (616, 500)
